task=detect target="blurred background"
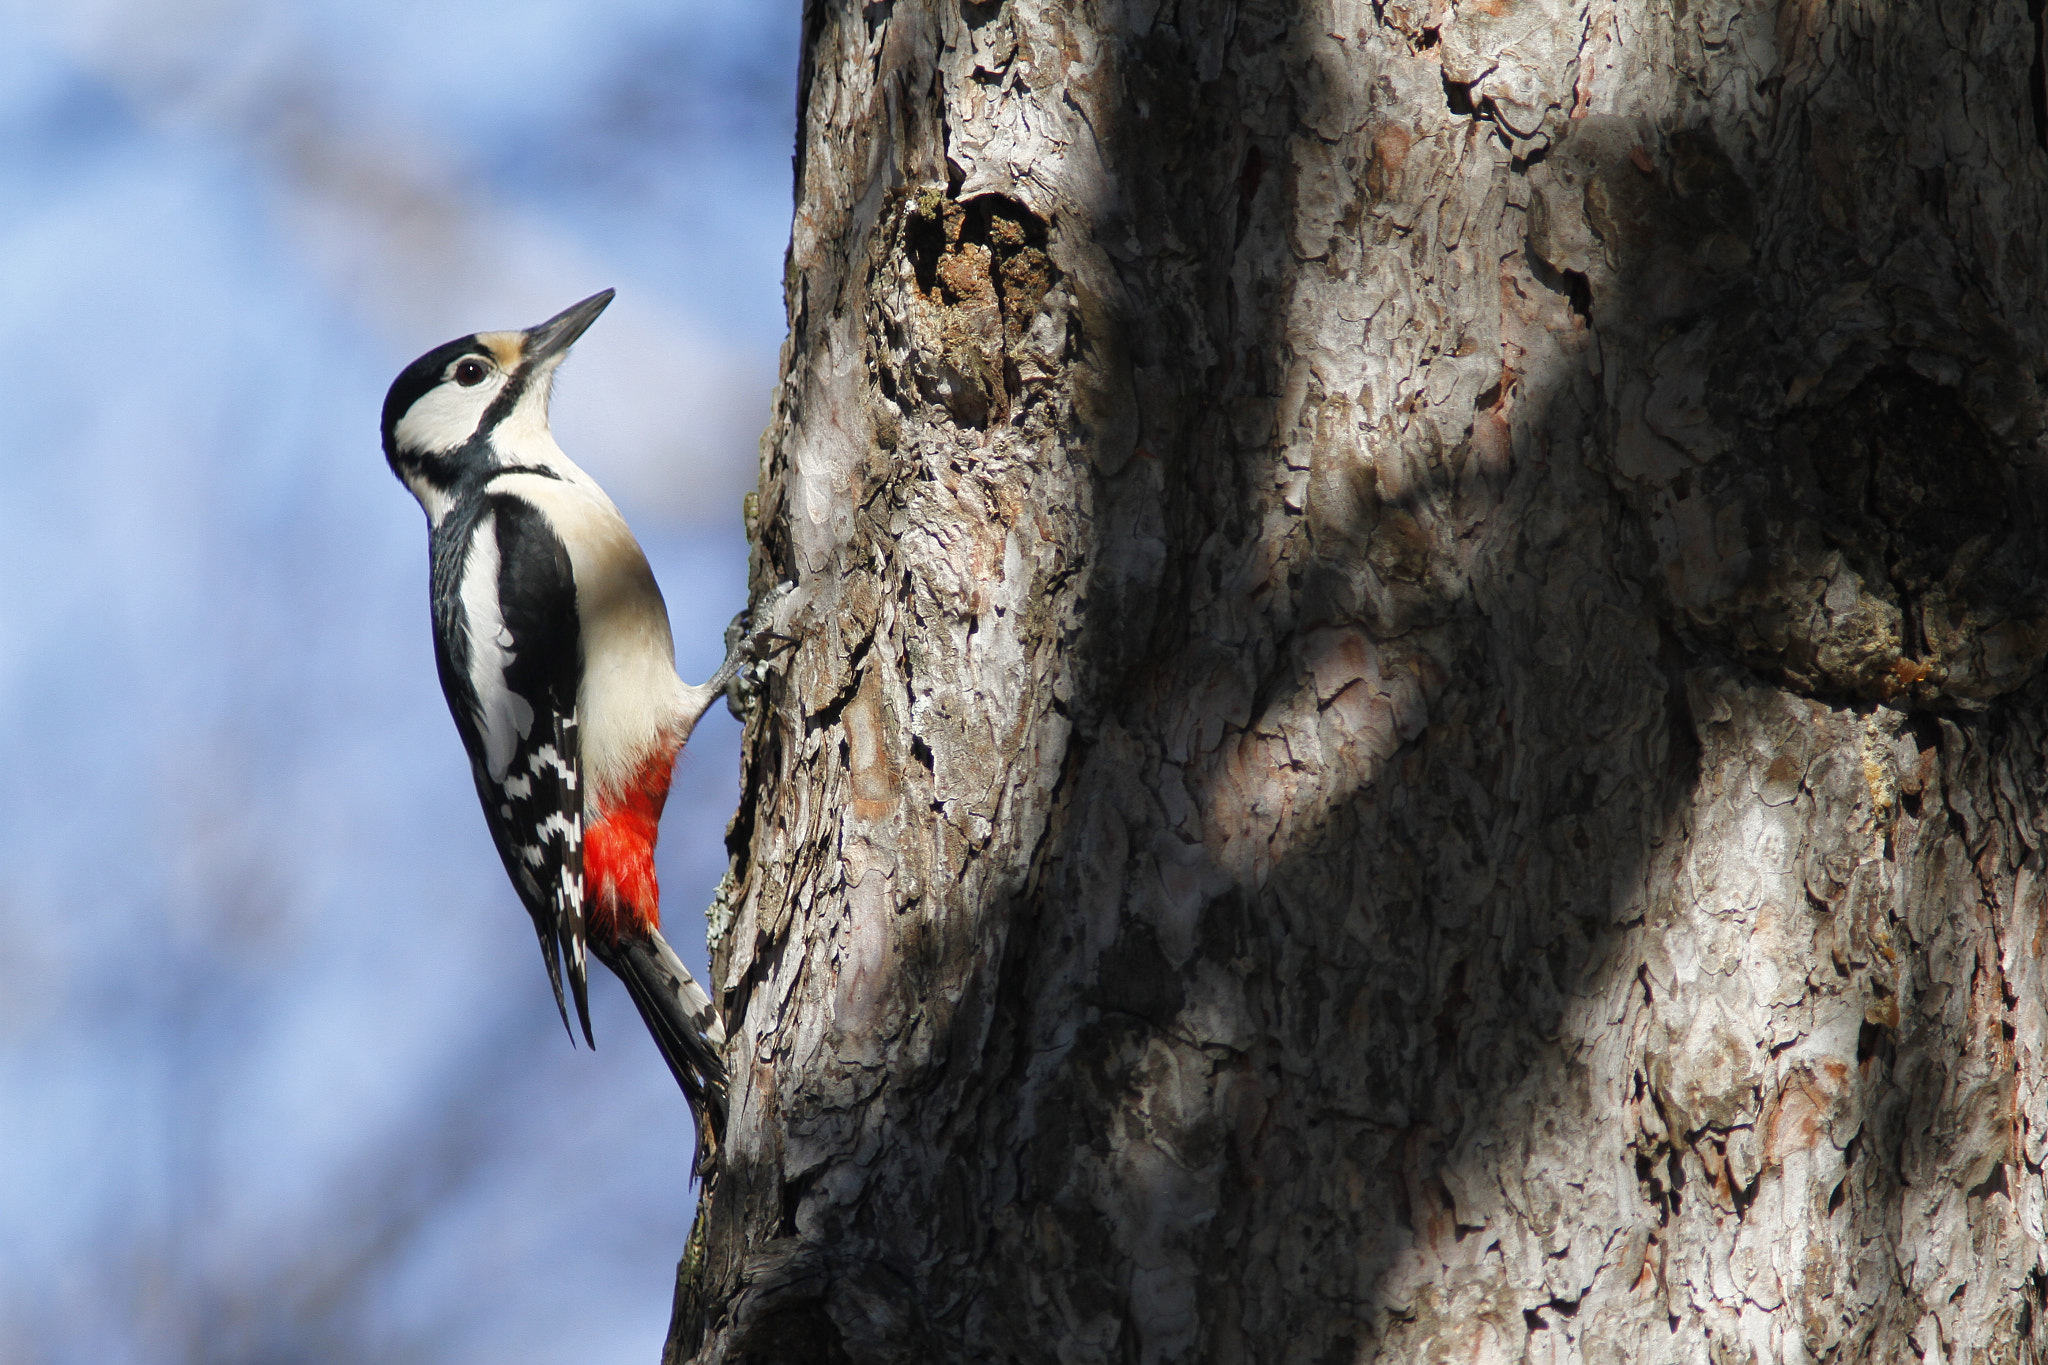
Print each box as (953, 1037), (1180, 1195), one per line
(0, 2), (796, 1360)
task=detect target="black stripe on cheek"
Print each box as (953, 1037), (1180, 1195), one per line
(479, 366), (537, 430)
(391, 447), (467, 493)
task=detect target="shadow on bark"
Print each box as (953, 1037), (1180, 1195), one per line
(682, 2), (2048, 1361)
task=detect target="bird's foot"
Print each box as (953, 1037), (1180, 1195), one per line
(721, 582), (797, 721)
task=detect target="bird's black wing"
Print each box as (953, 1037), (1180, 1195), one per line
(430, 492), (592, 1044)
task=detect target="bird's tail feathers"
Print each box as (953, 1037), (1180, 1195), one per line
(595, 928), (729, 1168)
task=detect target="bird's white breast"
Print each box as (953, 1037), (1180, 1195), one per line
(488, 463), (688, 809)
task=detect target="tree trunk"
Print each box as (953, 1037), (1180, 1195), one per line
(674, 1), (2048, 1361)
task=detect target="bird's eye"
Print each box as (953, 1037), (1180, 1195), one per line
(454, 358), (489, 387)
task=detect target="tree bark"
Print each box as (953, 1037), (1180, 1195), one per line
(675, 1), (2048, 1361)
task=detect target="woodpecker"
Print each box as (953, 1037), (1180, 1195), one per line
(381, 288), (742, 1152)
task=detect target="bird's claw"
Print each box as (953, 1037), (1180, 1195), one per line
(723, 583), (797, 721)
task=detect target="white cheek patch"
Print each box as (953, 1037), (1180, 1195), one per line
(458, 512), (536, 781)
(395, 375), (505, 454)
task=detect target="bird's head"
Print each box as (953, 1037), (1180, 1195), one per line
(382, 288), (614, 521)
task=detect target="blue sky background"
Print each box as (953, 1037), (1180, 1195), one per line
(0, 3), (798, 1360)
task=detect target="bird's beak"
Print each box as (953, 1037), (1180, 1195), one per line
(524, 289), (615, 365)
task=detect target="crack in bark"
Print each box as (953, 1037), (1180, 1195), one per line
(2032, 0), (2048, 154)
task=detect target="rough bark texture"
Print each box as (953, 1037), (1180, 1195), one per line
(676, 1), (2048, 1361)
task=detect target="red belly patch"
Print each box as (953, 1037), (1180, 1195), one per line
(585, 751), (675, 942)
